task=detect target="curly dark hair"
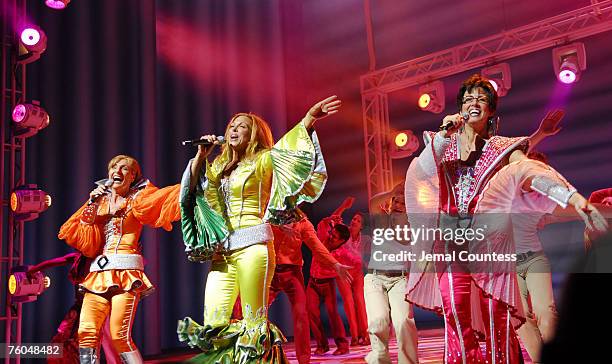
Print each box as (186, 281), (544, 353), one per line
(456, 74), (498, 112)
(333, 223), (351, 242)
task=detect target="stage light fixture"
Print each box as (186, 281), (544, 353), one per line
(552, 42), (586, 84)
(389, 129), (419, 159)
(481, 63), (511, 96)
(417, 81), (445, 113)
(45, 0), (70, 9)
(12, 101), (50, 137)
(8, 266), (50, 303)
(17, 25), (47, 64)
(10, 185), (52, 222)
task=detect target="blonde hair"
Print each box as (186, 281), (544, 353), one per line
(215, 113), (274, 167)
(107, 155), (142, 183)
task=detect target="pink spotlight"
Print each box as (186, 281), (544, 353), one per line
(12, 104), (26, 123)
(20, 28), (40, 46)
(558, 69), (577, 84)
(45, 0), (70, 9)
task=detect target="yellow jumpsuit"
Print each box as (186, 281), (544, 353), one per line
(178, 120), (327, 363)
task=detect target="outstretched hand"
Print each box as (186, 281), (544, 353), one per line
(334, 263), (353, 284)
(571, 193), (609, 250)
(537, 109), (564, 136)
(305, 95), (342, 128)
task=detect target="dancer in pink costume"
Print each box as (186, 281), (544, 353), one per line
(404, 74), (607, 364)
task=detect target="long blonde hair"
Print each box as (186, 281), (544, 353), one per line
(214, 113), (274, 168)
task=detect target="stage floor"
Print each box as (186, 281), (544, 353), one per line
(145, 328), (534, 363)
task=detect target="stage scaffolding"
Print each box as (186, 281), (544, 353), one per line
(1, 0), (28, 363)
(360, 0), (612, 207)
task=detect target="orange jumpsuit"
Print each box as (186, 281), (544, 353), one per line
(58, 180), (180, 356)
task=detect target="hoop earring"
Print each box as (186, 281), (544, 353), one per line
(488, 116), (499, 136)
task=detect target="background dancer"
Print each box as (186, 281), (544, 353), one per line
(268, 206), (352, 364)
(326, 196), (370, 347)
(365, 184), (419, 364)
(307, 221), (352, 356)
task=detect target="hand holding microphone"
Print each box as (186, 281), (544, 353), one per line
(184, 135), (225, 160)
(181, 136), (226, 146)
(88, 179), (113, 205)
(439, 112), (469, 136)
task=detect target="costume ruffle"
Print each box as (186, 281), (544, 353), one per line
(177, 317), (288, 364)
(265, 121), (327, 221)
(180, 120), (327, 261)
(58, 202), (105, 258)
(79, 269), (154, 297)
(180, 161), (230, 262)
(131, 183), (181, 231)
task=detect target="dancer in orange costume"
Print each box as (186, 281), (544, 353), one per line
(58, 155), (180, 364)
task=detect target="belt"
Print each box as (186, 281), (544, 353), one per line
(309, 277), (335, 284)
(90, 254), (144, 272)
(368, 269), (406, 277)
(224, 223), (273, 251)
(275, 264), (300, 273)
(516, 250), (541, 264)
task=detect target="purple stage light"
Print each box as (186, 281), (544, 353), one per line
(558, 56), (579, 84)
(17, 25), (47, 64)
(12, 104), (26, 123)
(558, 69), (577, 84)
(552, 44), (585, 84)
(11, 103), (50, 138)
(45, 0), (70, 9)
(20, 28), (40, 46)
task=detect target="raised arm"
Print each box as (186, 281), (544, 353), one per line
(302, 95), (342, 130)
(331, 196), (355, 219)
(528, 109), (564, 152)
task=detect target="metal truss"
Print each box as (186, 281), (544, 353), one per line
(1, 1), (27, 362)
(360, 0), (612, 205)
(361, 91), (394, 201)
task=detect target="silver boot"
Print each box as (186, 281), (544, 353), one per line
(119, 350), (144, 364)
(79, 347), (98, 364)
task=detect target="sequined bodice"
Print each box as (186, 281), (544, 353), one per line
(98, 192), (143, 255)
(453, 163), (476, 215)
(210, 154), (273, 231)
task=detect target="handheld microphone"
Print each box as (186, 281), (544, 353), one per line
(440, 112), (470, 131)
(88, 179), (113, 205)
(181, 136), (226, 146)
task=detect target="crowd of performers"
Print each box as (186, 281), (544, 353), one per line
(28, 76), (612, 364)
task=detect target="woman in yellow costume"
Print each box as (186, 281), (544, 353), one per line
(177, 96), (341, 363)
(58, 155), (180, 364)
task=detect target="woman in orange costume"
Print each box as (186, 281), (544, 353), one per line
(58, 155), (180, 364)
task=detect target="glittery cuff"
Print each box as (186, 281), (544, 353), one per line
(432, 132), (451, 163)
(530, 176), (577, 209)
(80, 204), (98, 225)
